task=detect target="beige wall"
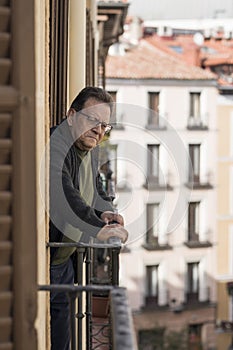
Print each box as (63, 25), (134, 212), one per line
(218, 106), (232, 157)
(68, 0), (86, 106)
(217, 101), (233, 349)
(216, 282), (232, 349)
(217, 102), (233, 275)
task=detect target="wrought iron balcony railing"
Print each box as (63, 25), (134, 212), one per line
(39, 239), (137, 350)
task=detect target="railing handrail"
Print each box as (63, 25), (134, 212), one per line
(38, 284), (114, 293)
(47, 240), (122, 249)
(110, 288), (138, 350)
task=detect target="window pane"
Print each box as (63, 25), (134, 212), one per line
(187, 262), (199, 293)
(190, 92), (200, 118)
(147, 265), (158, 296)
(148, 92), (160, 126)
(108, 91), (117, 124)
(188, 202), (200, 240)
(189, 144), (200, 183)
(148, 145), (159, 180)
(149, 92), (159, 113)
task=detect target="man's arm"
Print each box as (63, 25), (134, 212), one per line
(50, 127), (106, 240)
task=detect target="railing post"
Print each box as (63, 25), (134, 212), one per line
(109, 237), (121, 286)
(70, 291), (77, 350)
(85, 246), (92, 350)
(76, 248), (85, 350)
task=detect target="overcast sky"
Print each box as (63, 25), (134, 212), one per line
(128, 0), (233, 20)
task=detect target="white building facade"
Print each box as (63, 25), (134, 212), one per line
(106, 43), (218, 347)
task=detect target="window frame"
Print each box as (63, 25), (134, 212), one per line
(189, 144), (201, 184)
(186, 262), (200, 302)
(147, 144), (160, 184)
(146, 265), (159, 305)
(146, 203), (160, 246)
(188, 201), (200, 242)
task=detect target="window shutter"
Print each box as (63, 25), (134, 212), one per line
(0, 0), (14, 348)
(50, 0), (69, 126)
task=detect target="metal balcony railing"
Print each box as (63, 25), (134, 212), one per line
(39, 239), (137, 350)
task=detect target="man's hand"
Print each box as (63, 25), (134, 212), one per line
(96, 224), (128, 243)
(100, 211), (124, 226)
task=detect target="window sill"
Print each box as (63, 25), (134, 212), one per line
(187, 125), (208, 131)
(142, 303), (169, 311)
(142, 297), (169, 310)
(184, 299), (213, 309)
(142, 243), (172, 251)
(185, 182), (213, 190)
(184, 241), (212, 248)
(145, 124), (167, 131)
(144, 183), (173, 191)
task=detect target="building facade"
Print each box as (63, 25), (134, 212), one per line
(106, 39), (218, 349)
(0, 0), (116, 348)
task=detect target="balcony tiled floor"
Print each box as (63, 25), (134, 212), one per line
(92, 316), (110, 350)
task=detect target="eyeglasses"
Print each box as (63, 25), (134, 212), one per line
(78, 111), (113, 134)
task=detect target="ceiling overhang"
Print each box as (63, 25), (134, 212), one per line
(97, 1), (129, 58)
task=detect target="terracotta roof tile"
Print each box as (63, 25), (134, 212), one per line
(106, 40), (216, 80)
(143, 34), (233, 87)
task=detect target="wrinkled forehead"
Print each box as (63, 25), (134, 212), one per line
(82, 98), (111, 121)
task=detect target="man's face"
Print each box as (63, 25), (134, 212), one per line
(68, 98), (111, 151)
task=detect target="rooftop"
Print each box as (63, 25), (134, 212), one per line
(144, 33), (233, 88)
(106, 39), (216, 81)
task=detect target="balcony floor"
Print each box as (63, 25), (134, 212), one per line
(92, 316), (110, 350)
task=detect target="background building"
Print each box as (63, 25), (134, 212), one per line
(128, 0), (233, 20)
(106, 37), (218, 349)
(105, 16), (233, 348)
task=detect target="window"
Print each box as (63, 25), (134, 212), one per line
(189, 144), (200, 184)
(108, 91), (117, 124)
(107, 90), (123, 127)
(188, 202), (200, 242)
(148, 92), (160, 127)
(188, 324), (202, 350)
(187, 262), (199, 302)
(146, 265), (159, 304)
(188, 92), (206, 128)
(147, 144), (160, 183)
(190, 92), (201, 119)
(169, 45), (183, 54)
(99, 144), (117, 199)
(146, 204), (159, 246)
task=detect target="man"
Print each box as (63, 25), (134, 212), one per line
(49, 87), (128, 350)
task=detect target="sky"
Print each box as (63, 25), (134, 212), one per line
(127, 0), (233, 20)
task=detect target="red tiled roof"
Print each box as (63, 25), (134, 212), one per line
(143, 34), (233, 87)
(203, 56), (233, 66)
(106, 40), (216, 80)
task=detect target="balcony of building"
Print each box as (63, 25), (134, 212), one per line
(187, 114), (209, 130)
(39, 238), (137, 350)
(184, 229), (213, 248)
